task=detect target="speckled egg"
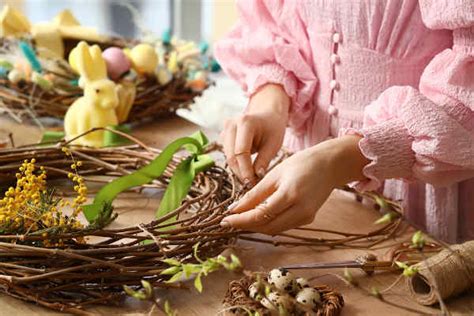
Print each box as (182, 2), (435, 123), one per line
(295, 287), (321, 310)
(248, 282), (262, 300)
(267, 268), (296, 293)
(129, 44), (158, 74)
(295, 277), (310, 291)
(102, 47), (131, 81)
(267, 292), (293, 310)
(260, 297), (277, 311)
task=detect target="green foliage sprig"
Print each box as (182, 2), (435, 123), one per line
(161, 242), (242, 293)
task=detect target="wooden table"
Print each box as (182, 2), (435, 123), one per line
(0, 116), (473, 316)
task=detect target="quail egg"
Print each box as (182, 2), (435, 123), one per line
(295, 277), (310, 290)
(262, 291), (293, 311)
(260, 297), (277, 311)
(248, 282), (262, 300)
(295, 287), (321, 310)
(267, 268), (296, 293)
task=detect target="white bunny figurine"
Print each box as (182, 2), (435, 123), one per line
(64, 41), (119, 147)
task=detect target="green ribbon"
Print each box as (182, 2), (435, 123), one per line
(82, 131), (213, 223)
(103, 125), (132, 147)
(40, 131), (65, 143)
(40, 125), (131, 146)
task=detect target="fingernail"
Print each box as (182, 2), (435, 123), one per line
(227, 201), (238, 211)
(257, 167), (265, 178)
(220, 220), (231, 228)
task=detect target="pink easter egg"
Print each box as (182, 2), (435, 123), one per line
(102, 47), (131, 81)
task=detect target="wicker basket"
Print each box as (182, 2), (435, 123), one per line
(0, 36), (207, 123)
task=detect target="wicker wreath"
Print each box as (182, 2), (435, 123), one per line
(0, 131), (407, 315)
(0, 36), (206, 124)
(222, 273), (344, 316)
(0, 137), (240, 315)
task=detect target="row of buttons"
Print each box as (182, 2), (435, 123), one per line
(328, 32), (341, 116)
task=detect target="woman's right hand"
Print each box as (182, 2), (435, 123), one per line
(220, 84), (290, 183)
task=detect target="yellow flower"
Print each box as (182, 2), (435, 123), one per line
(0, 159), (86, 243)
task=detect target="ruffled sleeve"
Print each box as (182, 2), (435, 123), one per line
(214, 0), (318, 132)
(343, 0), (474, 191)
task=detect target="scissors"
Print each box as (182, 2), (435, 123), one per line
(280, 254), (395, 275)
(280, 242), (441, 274)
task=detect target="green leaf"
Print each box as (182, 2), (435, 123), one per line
(411, 230), (425, 249)
(230, 254), (242, 270)
(162, 258), (181, 266)
(373, 195), (389, 210)
(123, 285), (147, 300)
(395, 261), (409, 269)
(166, 271), (183, 283)
(370, 286), (382, 299)
(374, 212), (398, 225)
(182, 263), (201, 278)
(141, 280), (153, 298)
(161, 266), (181, 275)
(343, 267), (354, 283)
(194, 273), (203, 293)
(164, 300), (176, 316)
(403, 266), (418, 277)
(193, 242), (203, 263)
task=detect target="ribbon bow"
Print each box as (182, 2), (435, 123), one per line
(82, 131), (213, 223)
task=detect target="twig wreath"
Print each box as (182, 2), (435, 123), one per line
(0, 129), (410, 315)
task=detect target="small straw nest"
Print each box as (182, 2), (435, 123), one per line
(222, 273), (344, 316)
(0, 37), (206, 124)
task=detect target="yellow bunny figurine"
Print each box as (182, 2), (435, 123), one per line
(64, 41), (119, 147)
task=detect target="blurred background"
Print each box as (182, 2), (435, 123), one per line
(0, 0), (247, 131)
(0, 0), (239, 49)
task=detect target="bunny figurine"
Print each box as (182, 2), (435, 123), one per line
(64, 41), (119, 147)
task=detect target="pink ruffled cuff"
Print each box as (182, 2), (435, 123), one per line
(341, 119), (416, 191)
(245, 64), (297, 98)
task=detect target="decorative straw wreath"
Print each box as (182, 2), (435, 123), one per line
(0, 7), (214, 124)
(0, 129), (408, 315)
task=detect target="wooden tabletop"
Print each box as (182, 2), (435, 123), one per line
(0, 116), (473, 316)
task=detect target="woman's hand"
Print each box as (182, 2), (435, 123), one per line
(220, 136), (369, 235)
(220, 84), (290, 184)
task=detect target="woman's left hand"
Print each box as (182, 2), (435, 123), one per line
(220, 136), (369, 235)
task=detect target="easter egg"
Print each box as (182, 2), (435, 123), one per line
(102, 47), (131, 81)
(295, 277), (310, 291)
(167, 51), (178, 74)
(267, 291), (293, 311)
(130, 44), (158, 74)
(295, 287), (321, 310)
(248, 282), (262, 300)
(267, 268), (296, 293)
(260, 297), (277, 311)
(156, 65), (172, 85)
(68, 46), (80, 73)
(8, 69), (25, 84)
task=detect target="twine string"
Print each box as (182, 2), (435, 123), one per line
(408, 241), (474, 305)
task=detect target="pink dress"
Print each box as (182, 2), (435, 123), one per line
(215, 0), (474, 242)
